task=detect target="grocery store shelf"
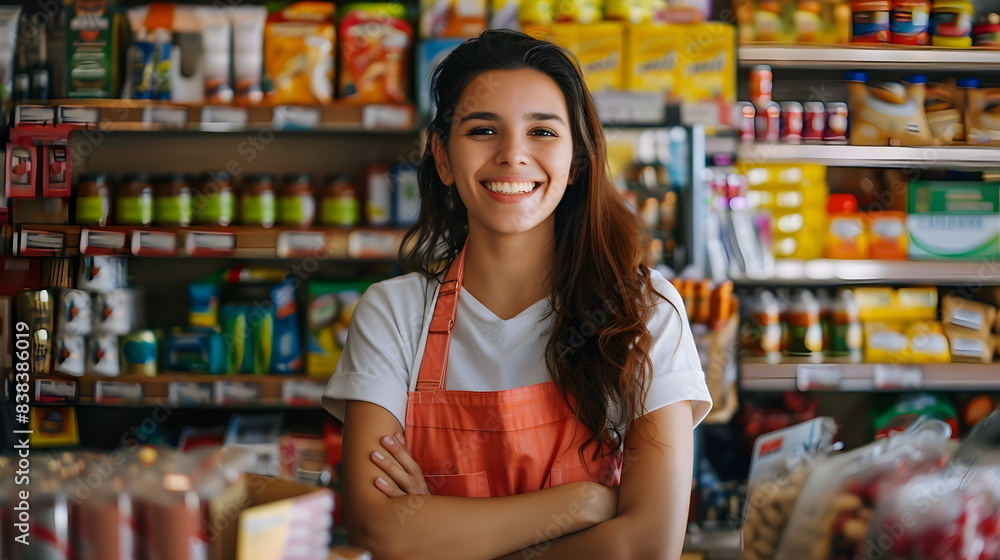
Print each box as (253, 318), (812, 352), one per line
(737, 142), (1000, 169)
(14, 224), (407, 259)
(739, 44), (1000, 70)
(732, 259), (1000, 286)
(740, 361), (1000, 392)
(25, 373), (328, 408)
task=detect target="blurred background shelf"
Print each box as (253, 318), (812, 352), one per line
(738, 44), (1000, 70)
(737, 143), (1000, 169)
(731, 259), (1000, 286)
(740, 361), (1000, 391)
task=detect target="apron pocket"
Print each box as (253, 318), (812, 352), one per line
(426, 471), (491, 497)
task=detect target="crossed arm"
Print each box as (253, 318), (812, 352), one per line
(341, 399), (694, 560)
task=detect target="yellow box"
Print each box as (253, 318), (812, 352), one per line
(906, 321), (951, 363)
(675, 22), (736, 123)
(551, 22), (625, 92)
(624, 23), (681, 99)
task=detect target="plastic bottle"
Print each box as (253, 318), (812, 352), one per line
(931, 0), (973, 47)
(742, 289), (782, 363)
(786, 290), (824, 360)
(830, 289), (863, 362)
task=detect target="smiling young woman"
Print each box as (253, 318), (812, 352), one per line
(322, 29), (712, 560)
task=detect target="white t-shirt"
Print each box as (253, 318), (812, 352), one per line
(322, 269), (713, 430)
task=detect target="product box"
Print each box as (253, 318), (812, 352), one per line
(41, 145), (72, 197)
(6, 143), (38, 199)
(65, 0), (120, 98)
(941, 294), (998, 336)
(550, 22), (625, 92)
(946, 325), (996, 364)
(208, 473), (334, 560)
(307, 282), (369, 378)
(675, 22), (736, 128)
(417, 37), (464, 120)
(624, 23), (680, 99)
(420, 0), (487, 38)
(907, 181), (1000, 260)
(338, 3), (414, 103)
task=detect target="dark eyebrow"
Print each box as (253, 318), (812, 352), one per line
(459, 112), (499, 123)
(525, 112), (566, 125)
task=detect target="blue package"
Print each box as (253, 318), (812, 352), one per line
(268, 280), (302, 374)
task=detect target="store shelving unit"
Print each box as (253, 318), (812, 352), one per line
(738, 44), (1000, 70)
(741, 361), (1000, 392)
(737, 143), (1000, 169)
(732, 259), (1000, 286)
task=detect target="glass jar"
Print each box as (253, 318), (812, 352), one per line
(194, 171), (235, 226)
(278, 173), (316, 227)
(240, 174), (276, 228)
(75, 173), (111, 227)
(116, 172), (154, 226)
(154, 173), (194, 227)
(320, 174), (360, 227)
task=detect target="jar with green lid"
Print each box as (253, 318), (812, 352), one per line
(75, 173), (111, 226)
(194, 171), (235, 227)
(240, 174), (276, 228)
(278, 173), (316, 226)
(154, 173), (193, 226)
(116, 173), (154, 226)
(320, 174), (360, 227)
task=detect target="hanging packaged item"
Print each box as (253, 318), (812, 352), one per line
(265, 2), (335, 105)
(66, 0), (120, 98)
(338, 3), (414, 103)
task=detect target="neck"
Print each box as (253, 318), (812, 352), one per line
(461, 223), (555, 321)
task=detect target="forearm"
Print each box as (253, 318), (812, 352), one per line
(353, 481), (610, 560)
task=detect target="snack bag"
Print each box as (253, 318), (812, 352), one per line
(264, 2), (336, 105)
(338, 3), (414, 103)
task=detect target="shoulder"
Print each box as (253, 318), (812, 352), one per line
(645, 269), (687, 323)
(353, 272), (435, 331)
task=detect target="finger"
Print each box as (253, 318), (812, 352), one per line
(381, 435), (423, 479)
(374, 475), (406, 498)
(371, 449), (411, 487)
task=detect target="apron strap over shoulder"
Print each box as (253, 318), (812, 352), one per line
(416, 244), (466, 392)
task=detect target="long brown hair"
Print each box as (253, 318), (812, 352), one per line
(400, 29), (662, 458)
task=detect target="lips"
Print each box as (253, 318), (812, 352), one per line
(480, 181), (541, 194)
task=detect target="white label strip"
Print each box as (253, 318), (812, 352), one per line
(276, 231), (327, 258)
(362, 105), (413, 130)
(348, 230), (400, 259)
(186, 232), (236, 254)
(796, 364), (843, 391)
(873, 364), (924, 390)
(95, 381), (144, 404)
(81, 229), (126, 252)
(16, 105), (57, 125)
(20, 230), (64, 254)
(273, 106), (321, 130)
(58, 106), (101, 125)
(168, 382), (214, 405)
(215, 381), (262, 405)
(35, 379), (77, 401)
(201, 106), (249, 130)
(282, 380), (325, 406)
(131, 230), (177, 256)
(142, 106), (189, 128)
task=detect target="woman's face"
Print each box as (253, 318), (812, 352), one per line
(433, 68), (575, 238)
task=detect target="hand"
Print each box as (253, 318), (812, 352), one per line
(579, 481), (619, 525)
(370, 432), (430, 498)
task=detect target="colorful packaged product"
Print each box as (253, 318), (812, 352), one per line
(554, 0), (603, 23)
(121, 329), (158, 377)
(924, 80), (965, 144)
(338, 3), (414, 103)
(221, 305), (257, 374)
(965, 87), (1000, 145)
(624, 23), (680, 99)
(551, 22), (625, 92)
(974, 13), (1000, 47)
(417, 37), (464, 120)
(675, 23), (736, 128)
(307, 282), (370, 377)
(490, 0), (522, 29)
(88, 332), (120, 376)
(392, 163), (420, 226)
(197, 7), (234, 104)
(269, 281), (303, 374)
(264, 2), (335, 105)
(230, 6), (267, 106)
(66, 0), (120, 98)
(163, 327), (227, 374)
(0, 8), (20, 127)
(846, 72), (933, 146)
(930, 0), (973, 46)
(891, 0), (930, 44)
(54, 333), (86, 377)
(421, 0), (487, 37)
(851, 0), (891, 42)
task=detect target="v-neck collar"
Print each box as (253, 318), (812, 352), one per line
(458, 287), (549, 340)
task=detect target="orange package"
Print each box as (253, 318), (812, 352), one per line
(338, 3), (414, 103)
(264, 2), (336, 105)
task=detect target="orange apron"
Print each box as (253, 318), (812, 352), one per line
(404, 246), (622, 498)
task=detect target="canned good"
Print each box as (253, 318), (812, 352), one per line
(121, 330), (158, 377)
(780, 101), (804, 143)
(825, 102), (850, 141)
(803, 101), (826, 141)
(749, 65), (773, 110)
(736, 101), (756, 141)
(756, 102), (781, 141)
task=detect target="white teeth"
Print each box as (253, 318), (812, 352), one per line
(483, 181), (537, 194)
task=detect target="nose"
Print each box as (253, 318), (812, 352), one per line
(494, 134), (530, 166)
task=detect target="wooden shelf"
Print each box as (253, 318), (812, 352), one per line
(740, 361), (1000, 391)
(739, 44), (1000, 70)
(731, 259), (1000, 286)
(737, 142), (1000, 169)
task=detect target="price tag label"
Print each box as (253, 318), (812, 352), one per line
(185, 231), (236, 257)
(80, 229), (127, 255)
(273, 106), (321, 130)
(282, 379), (325, 407)
(58, 106), (101, 126)
(362, 105), (414, 130)
(796, 364), (843, 391)
(168, 382), (214, 406)
(142, 106), (189, 128)
(95, 381), (144, 405)
(276, 231), (327, 258)
(17, 229), (64, 256)
(873, 364), (924, 390)
(592, 91), (665, 125)
(201, 106), (249, 130)
(131, 230), (177, 257)
(34, 378), (78, 403)
(348, 230), (401, 259)
(15, 105), (57, 126)
(215, 382), (262, 405)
